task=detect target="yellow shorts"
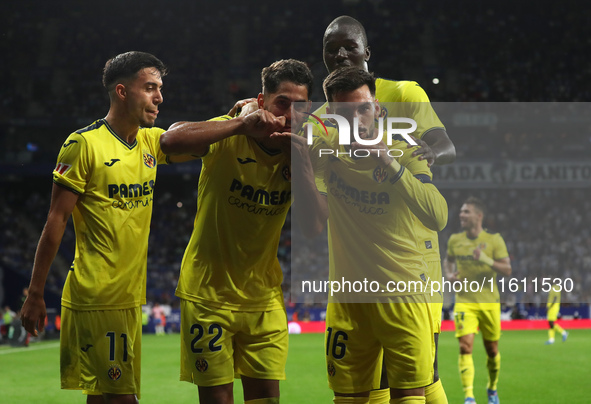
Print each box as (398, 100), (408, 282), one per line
(60, 306), (142, 397)
(325, 296), (434, 393)
(180, 300), (288, 386)
(453, 303), (501, 341)
(547, 305), (560, 322)
(427, 260), (443, 333)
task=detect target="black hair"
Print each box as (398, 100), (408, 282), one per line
(261, 59), (313, 97)
(102, 51), (168, 92)
(323, 66), (375, 102)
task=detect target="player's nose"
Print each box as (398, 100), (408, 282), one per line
(154, 89), (163, 104)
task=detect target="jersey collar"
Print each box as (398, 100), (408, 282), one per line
(101, 119), (138, 150)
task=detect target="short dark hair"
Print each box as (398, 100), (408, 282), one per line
(323, 66), (376, 102)
(102, 51), (168, 92)
(464, 196), (487, 217)
(261, 59), (313, 97)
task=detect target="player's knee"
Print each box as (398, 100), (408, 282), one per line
(198, 383), (234, 404)
(242, 377), (280, 401)
(459, 341), (472, 354)
(390, 387), (425, 398)
(483, 342), (498, 357)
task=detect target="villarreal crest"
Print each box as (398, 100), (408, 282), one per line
(107, 364), (122, 380)
(143, 151), (156, 168)
(373, 166), (388, 183)
(195, 358), (209, 372)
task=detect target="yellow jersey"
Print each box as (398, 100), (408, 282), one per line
(312, 78), (445, 262)
(446, 230), (509, 306)
(310, 130), (448, 300)
(175, 116), (291, 311)
(54, 119), (167, 310)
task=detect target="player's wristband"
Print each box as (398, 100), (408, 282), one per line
(478, 251), (494, 267)
(386, 158), (404, 185)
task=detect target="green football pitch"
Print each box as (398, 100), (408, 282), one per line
(1, 329), (588, 403)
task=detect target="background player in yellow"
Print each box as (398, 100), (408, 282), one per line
(444, 197), (512, 404)
(160, 59), (313, 404)
(545, 283), (568, 344)
(292, 66), (448, 404)
(318, 15), (456, 404)
(20, 51), (174, 404)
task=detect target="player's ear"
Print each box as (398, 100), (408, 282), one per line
(365, 46), (371, 62)
(373, 100), (380, 119)
(115, 83), (126, 101)
(326, 103), (333, 115)
(257, 93), (265, 109)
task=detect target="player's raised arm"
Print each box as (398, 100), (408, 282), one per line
(378, 131), (449, 231)
(21, 184), (78, 336)
(270, 131), (329, 237)
(349, 137), (448, 231)
(382, 152), (448, 231)
(160, 109), (286, 156)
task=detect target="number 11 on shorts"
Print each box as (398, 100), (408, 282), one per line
(106, 332), (128, 362)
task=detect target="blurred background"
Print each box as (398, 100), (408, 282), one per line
(1, 0), (590, 340)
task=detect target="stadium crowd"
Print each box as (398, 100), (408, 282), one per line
(3, 2), (591, 164)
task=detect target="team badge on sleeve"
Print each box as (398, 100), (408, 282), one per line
(54, 162), (72, 175)
(143, 151), (156, 168)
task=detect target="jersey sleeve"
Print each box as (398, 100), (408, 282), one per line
(202, 115), (234, 159)
(388, 167), (448, 232)
(147, 128), (168, 166)
(401, 82), (446, 139)
(390, 142), (446, 231)
(399, 143), (432, 179)
(52, 133), (89, 194)
(492, 233), (509, 260)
